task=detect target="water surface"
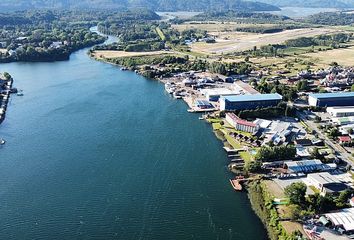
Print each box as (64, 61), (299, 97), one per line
(0, 43), (267, 239)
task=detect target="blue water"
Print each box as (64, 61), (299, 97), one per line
(0, 42), (267, 239)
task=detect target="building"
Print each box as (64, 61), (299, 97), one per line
(220, 93), (283, 111)
(308, 92), (354, 107)
(200, 88), (239, 102)
(305, 172), (348, 196)
(194, 99), (213, 109)
(327, 106), (354, 117)
(332, 116), (354, 126)
(232, 81), (260, 95)
(338, 136), (352, 144)
(325, 208), (354, 232)
(284, 160), (335, 173)
(225, 113), (259, 133)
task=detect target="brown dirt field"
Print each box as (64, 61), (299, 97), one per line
(264, 180), (285, 198)
(190, 28), (342, 54)
(281, 221), (307, 236)
(92, 50), (171, 59)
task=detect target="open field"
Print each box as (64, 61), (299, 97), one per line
(92, 50), (171, 59)
(190, 28), (342, 54)
(172, 22), (276, 32)
(304, 46), (354, 67)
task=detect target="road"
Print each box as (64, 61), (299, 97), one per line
(296, 110), (354, 168)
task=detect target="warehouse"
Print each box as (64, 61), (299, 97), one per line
(325, 208), (354, 232)
(305, 172), (348, 196)
(327, 106), (354, 117)
(284, 160), (335, 173)
(308, 92), (354, 107)
(220, 93), (283, 111)
(200, 88), (239, 102)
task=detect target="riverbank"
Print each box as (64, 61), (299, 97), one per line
(0, 73), (15, 125)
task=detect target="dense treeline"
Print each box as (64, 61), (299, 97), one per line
(284, 33), (352, 48)
(255, 145), (296, 162)
(304, 12), (354, 26)
(0, 10), (112, 62)
(192, 11), (289, 24)
(0, 0), (280, 12)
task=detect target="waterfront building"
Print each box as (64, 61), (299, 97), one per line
(284, 160), (334, 173)
(327, 106), (354, 117)
(200, 88), (238, 102)
(308, 92), (354, 107)
(225, 113), (259, 134)
(220, 93), (282, 111)
(232, 81), (260, 95)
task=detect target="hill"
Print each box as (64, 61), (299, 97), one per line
(0, 0), (280, 12)
(249, 0), (354, 8)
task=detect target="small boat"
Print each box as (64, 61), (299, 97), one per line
(17, 92), (24, 96)
(229, 179), (242, 191)
(121, 67), (128, 71)
(0, 139), (5, 145)
(199, 116), (204, 120)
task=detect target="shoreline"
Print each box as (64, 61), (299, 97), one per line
(91, 55), (278, 239)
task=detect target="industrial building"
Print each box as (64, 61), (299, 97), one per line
(200, 88), (238, 102)
(284, 160), (335, 173)
(220, 93), (283, 111)
(232, 81), (260, 95)
(305, 172), (348, 196)
(225, 113), (259, 133)
(308, 92), (354, 107)
(325, 208), (354, 232)
(327, 106), (354, 117)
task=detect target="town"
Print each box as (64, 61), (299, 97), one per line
(161, 65), (354, 239)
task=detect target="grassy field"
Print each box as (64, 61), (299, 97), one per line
(304, 45), (354, 67)
(155, 27), (166, 41)
(172, 22), (275, 32)
(190, 28), (342, 54)
(92, 50), (171, 59)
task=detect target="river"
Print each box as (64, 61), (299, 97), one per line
(0, 36), (267, 239)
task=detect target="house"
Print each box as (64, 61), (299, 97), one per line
(284, 160), (335, 173)
(338, 136), (352, 144)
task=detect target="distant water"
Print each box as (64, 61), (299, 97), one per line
(274, 7), (341, 18)
(0, 38), (267, 239)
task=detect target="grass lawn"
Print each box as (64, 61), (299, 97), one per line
(212, 122), (222, 130)
(240, 151), (253, 162)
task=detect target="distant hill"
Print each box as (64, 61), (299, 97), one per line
(0, 0), (280, 12)
(249, 0), (354, 8)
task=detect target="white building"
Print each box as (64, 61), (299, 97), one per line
(305, 172), (347, 196)
(325, 208), (354, 232)
(225, 113), (259, 133)
(327, 106), (354, 117)
(200, 88), (238, 102)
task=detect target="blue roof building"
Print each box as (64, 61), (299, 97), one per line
(220, 93), (283, 111)
(308, 92), (354, 107)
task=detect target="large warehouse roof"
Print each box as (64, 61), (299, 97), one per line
(325, 208), (354, 231)
(222, 93), (282, 102)
(309, 92), (354, 99)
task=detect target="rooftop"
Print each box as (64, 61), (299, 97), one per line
(309, 92), (354, 99)
(325, 208), (354, 231)
(226, 113), (257, 127)
(327, 106), (354, 113)
(221, 93), (283, 102)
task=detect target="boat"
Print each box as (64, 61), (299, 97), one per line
(0, 139), (5, 145)
(229, 179), (243, 191)
(199, 116), (204, 120)
(17, 91), (24, 96)
(121, 67), (128, 71)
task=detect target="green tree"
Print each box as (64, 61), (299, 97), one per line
(284, 182), (307, 206)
